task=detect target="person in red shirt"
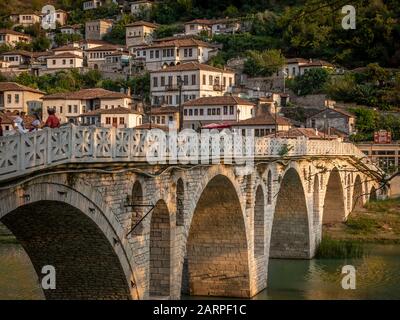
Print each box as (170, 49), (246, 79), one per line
(44, 108), (60, 129)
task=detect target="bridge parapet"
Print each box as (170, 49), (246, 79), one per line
(0, 125), (377, 182)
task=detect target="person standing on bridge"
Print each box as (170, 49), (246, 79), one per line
(0, 117), (3, 137)
(43, 108), (60, 129)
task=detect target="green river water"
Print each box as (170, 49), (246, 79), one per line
(0, 243), (399, 300)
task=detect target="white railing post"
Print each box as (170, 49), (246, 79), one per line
(46, 128), (52, 165)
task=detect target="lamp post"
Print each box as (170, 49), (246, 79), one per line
(177, 77), (184, 132)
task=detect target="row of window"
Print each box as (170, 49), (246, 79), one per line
(87, 25), (101, 31)
(151, 115), (174, 125)
(105, 117), (125, 125)
(51, 59), (75, 65)
(6, 94), (19, 104)
(153, 94), (197, 105)
(152, 74), (233, 88)
(184, 106), (235, 117)
(89, 51), (113, 59)
(51, 105), (85, 114)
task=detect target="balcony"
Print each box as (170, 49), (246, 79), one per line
(213, 84), (224, 91)
(164, 84), (181, 91)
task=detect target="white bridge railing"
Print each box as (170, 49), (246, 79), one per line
(0, 125), (374, 181)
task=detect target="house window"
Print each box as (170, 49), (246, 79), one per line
(207, 108), (211, 115)
(183, 75), (188, 85)
(229, 106), (234, 115)
(150, 50), (154, 59)
(74, 105), (78, 113)
(53, 60), (56, 65)
(212, 108), (216, 115)
(184, 109), (187, 116)
(68, 105), (72, 113)
(191, 74), (196, 85)
(209, 75), (213, 85)
(223, 106), (228, 115)
(155, 50), (159, 58)
(161, 76), (165, 86)
(106, 117), (111, 125)
(202, 74), (206, 85)
(184, 49), (188, 57)
(189, 109), (193, 116)
(200, 109), (203, 116)
(70, 59), (73, 64)
(229, 77), (233, 86)
(194, 109), (198, 116)
(63, 59), (66, 65)
(188, 48), (193, 57)
(216, 108), (220, 115)
(120, 117), (124, 125)
(153, 77), (158, 87)
(15, 94), (19, 104)
(7, 94), (11, 104)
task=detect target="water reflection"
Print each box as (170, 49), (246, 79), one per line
(0, 243), (399, 300)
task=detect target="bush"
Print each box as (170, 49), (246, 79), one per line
(288, 68), (330, 96)
(316, 237), (365, 259)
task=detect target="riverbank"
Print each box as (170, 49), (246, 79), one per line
(323, 198), (400, 244)
(0, 223), (18, 244)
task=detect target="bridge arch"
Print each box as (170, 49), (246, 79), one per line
(149, 199), (171, 298)
(323, 168), (346, 223)
(352, 175), (363, 210)
(0, 181), (140, 300)
(254, 185), (265, 258)
(184, 174), (251, 298)
(270, 167), (311, 259)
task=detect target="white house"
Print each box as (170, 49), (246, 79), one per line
(182, 95), (254, 130)
(138, 38), (217, 71)
(85, 44), (124, 69)
(126, 20), (158, 50)
(131, 0), (153, 15)
(60, 24), (83, 35)
(46, 53), (84, 70)
(79, 106), (142, 128)
(150, 62), (235, 107)
(42, 88), (132, 123)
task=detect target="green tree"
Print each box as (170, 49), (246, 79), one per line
(243, 49), (285, 77)
(289, 68), (330, 96)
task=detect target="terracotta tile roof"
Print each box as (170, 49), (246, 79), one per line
(46, 52), (83, 59)
(0, 82), (44, 94)
(0, 29), (31, 37)
(233, 113), (291, 126)
(126, 20), (159, 28)
(300, 59), (334, 68)
(53, 44), (82, 51)
(308, 107), (354, 119)
(268, 128), (338, 139)
(0, 50), (32, 57)
(79, 39), (110, 45)
(151, 106), (179, 114)
(152, 62), (234, 74)
(79, 107), (141, 117)
(184, 19), (213, 25)
(146, 38), (214, 49)
(85, 44), (123, 52)
(0, 111), (36, 129)
(43, 88), (130, 100)
(60, 24), (82, 30)
(286, 57), (308, 64)
(134, 123), (169, 131)
(183, 95), (253, 107)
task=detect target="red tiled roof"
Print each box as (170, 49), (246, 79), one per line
(85, 44), (123, 52)
(268, 128), (338, 139)
(152, 62), (234, 73)
(53, 44), (82, 51)
(134, 123), (169, 131)
(233, 113), (291, 126)
(183, 95), (253, 107)
(46, 52), (83, 59)
(79, 107), (141, 117)
(43, 88), (130, 100)
(0, 82), (44, 94)
(0, 50), (32, 57)
(151, 106), (179, 114)
(146, 38), (214, 49)
(126, 20), (159, 28)
(0, 29), (31, 37)
(308, 107), (354, 119)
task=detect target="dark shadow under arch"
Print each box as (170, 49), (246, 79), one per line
(270, 168), (310, 259)
(149, 200), (171, 297)
(352, 175), (363, 210)
(1, 201), (131, 300)
(185, 175), (250, 298)
(323, 168), (346, 224)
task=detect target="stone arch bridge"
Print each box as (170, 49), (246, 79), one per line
(0, 126), (382, 299)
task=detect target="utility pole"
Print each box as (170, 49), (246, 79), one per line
(178, 77), (184, 132)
